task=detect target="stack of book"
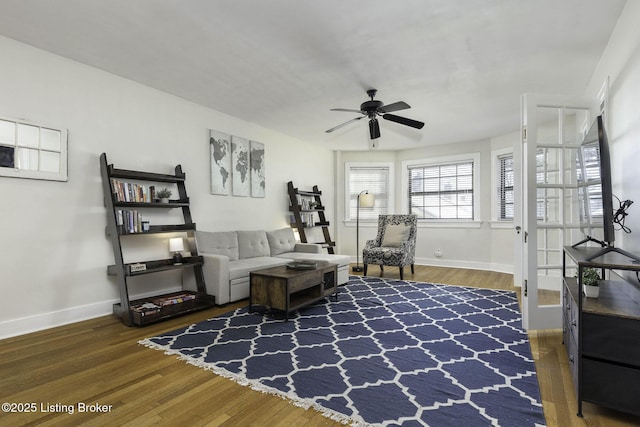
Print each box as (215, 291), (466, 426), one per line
(111, 179), (156, 202)
(131, 293), (196, 317)
(153, 293), (196, 306)
(115, 209), (144, 234)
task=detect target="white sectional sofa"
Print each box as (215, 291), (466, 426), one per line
(195, 228), (350, 304)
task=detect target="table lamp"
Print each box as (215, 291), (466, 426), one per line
(169, 237), (184, 265)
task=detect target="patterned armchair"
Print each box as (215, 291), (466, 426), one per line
(363, 214), (417, 280)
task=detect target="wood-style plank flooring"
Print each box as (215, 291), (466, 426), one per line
(1, 265), (640, 426)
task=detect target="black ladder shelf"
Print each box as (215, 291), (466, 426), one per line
(287, 181), (335, 254)
(100, 153), (215, 326)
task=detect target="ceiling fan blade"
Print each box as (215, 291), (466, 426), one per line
(330, 108), (363, 113)
(369, 118), (381, 139)
(378, 101), (410, 113)
(325, 116), (365, 133)
(383, 113), (425, 129)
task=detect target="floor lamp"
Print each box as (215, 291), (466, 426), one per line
(352, 190), (375, 272)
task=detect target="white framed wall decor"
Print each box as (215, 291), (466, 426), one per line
(0, 116), (68, 182)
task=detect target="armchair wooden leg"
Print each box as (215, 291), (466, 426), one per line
(379, 265), (384, 276)
(411, 264), (415, 274)
(363, 264), (368, 276)
(399, 266), (404, 280)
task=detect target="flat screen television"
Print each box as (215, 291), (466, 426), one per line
(573, 115), (639, 261)
(575, 115), (614, 246)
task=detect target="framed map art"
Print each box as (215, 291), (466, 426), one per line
(209, 130), (231, 195)
(250, 141), (265, 197)
(209, 129), (265, 197)
(231, 136), (250, 197)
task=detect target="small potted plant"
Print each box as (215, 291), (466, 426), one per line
(156, 187), (172, 203)
(580, 267), (601, 298)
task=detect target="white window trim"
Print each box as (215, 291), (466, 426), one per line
(344, 161), (394, 226)
(0, 116), (68, 182)
(402, 153), (481, 228)
(491, 147), (514, 228)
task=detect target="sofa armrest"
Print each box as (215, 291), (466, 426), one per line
(293, 243), (323, 253)
(201, 253), (231, 305)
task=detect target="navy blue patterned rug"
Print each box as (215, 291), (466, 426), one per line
(140, 276), (546, 426)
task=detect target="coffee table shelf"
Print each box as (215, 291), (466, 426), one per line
(249, 262), (337, 320)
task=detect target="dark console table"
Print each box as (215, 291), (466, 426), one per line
(563, 245), (640, 417)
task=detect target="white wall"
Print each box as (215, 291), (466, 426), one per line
(5, 1), (637, 338)
(0, 36), (334, 338)
(585, 1), (640, 260)
(336, 134), (515, 274)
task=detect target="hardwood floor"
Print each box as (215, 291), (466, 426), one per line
(1, 265), (639, 426)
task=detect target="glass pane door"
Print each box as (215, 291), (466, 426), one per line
(519, 94), (595, 329)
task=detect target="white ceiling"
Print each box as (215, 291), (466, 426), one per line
(0, 0), (627, 151)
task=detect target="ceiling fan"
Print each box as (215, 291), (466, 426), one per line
(326, 89), (425, 139)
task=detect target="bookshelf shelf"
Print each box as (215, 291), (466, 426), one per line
(100, 153), (215, 326)
(113, 199), (190, 208)
(287, 181), (334, 254)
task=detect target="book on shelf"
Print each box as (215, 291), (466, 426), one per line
(131, 302), (161, 316)
(130, 294), (196, 318)
(153, 293), (196, 307)
(115, 209), (144, 233)
(110, 178), (156, 203)
(129, 263), (147, 273)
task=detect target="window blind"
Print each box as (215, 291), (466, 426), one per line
(408, 161), (474, 219)
(498, 154), (514, 220)
(347, 166), (389, 220)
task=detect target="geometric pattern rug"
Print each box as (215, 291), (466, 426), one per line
(140, 276), (546, 426)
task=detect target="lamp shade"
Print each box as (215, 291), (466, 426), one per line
(169, 237), (184, 253)
(359, 192), (375, 208)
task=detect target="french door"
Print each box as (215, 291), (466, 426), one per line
(516, 93), (598, 330)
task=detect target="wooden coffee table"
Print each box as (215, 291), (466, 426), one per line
(249, 261), (338, 321)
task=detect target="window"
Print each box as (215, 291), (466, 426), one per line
(0, 116), (67, 181)
(498, 153), (514, 220)
(409, 161), (474, 219)
(491, 147), (514, 225)
(345, 163), (392, 221)
(536, 148), (559, 221)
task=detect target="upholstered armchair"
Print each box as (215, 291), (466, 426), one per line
(363, 214), (417, 280)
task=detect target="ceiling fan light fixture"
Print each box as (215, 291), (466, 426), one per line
(369, 118), (381, 140)
(326, 88), (424, 140)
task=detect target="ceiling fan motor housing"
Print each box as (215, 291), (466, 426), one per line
(361, 100), (384, 116)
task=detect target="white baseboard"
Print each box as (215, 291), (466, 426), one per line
(416, 257), (514, 275)
(0, 299), (116, 340)
(350, 256), (514, 276)
(0, 286), (182, 341)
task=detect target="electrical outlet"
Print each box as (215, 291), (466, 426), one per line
(435, 249), (442, 257)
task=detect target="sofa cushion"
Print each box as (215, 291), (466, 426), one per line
(266, 228), (297, 256)
(237, 230), (271, 259)
(381, 224), (410, 247)
(196, 231), (239, 261)
(228, 256), (289, 280)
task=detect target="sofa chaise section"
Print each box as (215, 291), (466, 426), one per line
(196, 228), (350, 304)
